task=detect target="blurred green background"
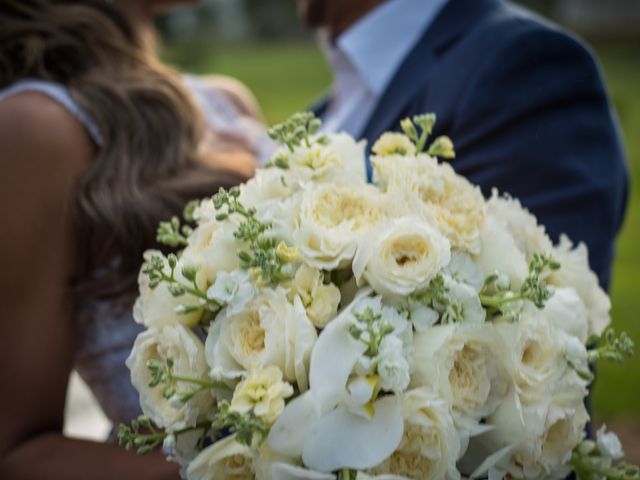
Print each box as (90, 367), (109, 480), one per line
(158, 0), (640, 422)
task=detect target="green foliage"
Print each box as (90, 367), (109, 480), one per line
(571, 441), (640, 480)
(349, 307), (394, 357)
(411, 274), (464, 324)
(212, 187), (292, 284)
(211, 400), (269, 448)
(267, 111), (324, 152)
(588, 328), (635, 365)
(479, 253), (560, 317)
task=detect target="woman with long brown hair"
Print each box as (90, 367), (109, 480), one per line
(0, 1), (269, 477)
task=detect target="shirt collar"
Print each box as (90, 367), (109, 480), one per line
(328, 0), (449, 96)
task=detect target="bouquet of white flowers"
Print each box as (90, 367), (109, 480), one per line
(119, 112), (638, 480)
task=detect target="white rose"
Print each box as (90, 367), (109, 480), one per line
(548, 235), (611, 336)
(126, 325), (213, 430)
(186, 435), (255, 480)
(205, 288), (317, 391)
(495, 314), (564, 406)
(207, 269), (255, 317)
(412, 324), (511, 430)
(373, 154), (486, 253)
(288, 264), (341, 328)
(473, 392), (589, 480)
(486, 190), (553, 261)
(293, 183), (388, 270)
(352, 216), (451, 299)
(133, 251), (207, 329)
(370, 388), (461, 480)
(596, 425), (624, 460)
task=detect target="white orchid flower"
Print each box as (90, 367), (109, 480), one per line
(268, 288), (404, 473)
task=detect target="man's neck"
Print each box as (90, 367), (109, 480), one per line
(328, 0), (385, 41)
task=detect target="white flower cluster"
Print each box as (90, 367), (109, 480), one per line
(124, 114), (628, 480)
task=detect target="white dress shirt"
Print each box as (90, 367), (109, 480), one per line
(320, 0), (449, 137)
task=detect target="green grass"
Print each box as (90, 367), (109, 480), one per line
(162, 40), (640, 419)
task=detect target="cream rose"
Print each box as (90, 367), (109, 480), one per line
(373, 154), (486, 253)
(231, 365), (294, 423)
(126, 325), (213, 430)
(412, 324), (511, 430)
(293, 183), (388, 270)
(352, 217), (451, 298)
(476, 392), (589, 480)
(288, 264), (341, 328)
(548, 235), (611, 336)
(133, 251), (207, 329)
(205, 288), (317, 391)
(370, 388), (461, 480)
(495, 308), (588, 407)
(186, 435), (255, 480)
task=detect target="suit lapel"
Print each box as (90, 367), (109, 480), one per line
(360, 0), (501, 153)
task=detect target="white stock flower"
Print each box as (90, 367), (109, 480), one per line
(548, 235), (611, 336)
(442, 275), (486, 324)
(543, 287), (589, 343)
(377, 335), (411, 393)
(231, 365), (294, 423)
(596, 425), (624, 460)
(370, 388), (461, 480)
(373, 154), (486, 253)
(126, 325), (213, 430)
(352, 216), (451, 299)
(288, 264), (341, 328)
(205, 288), (317, 391)
(207, 270), (255, 317)
(133, 251), (206, 329)
(293, 183), (388, 269)
(443, 252), (485, 292)
(486, 191), (553, 261)
(412, 324), (511, 430)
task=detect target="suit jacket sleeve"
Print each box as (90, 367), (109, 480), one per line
(447, 25), (628, 288)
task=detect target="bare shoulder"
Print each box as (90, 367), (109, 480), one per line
(198, 74), (264, 121)
(0, 92), (92, 256)
(0, 91), (93, 180)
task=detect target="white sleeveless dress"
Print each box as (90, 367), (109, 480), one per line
(0, 77), (273, 431)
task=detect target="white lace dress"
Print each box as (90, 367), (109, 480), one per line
(0, 77), (273, 431)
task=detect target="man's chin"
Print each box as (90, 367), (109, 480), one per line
(297, 0), (327, 28)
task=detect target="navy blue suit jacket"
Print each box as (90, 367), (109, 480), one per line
(314, 0), (628, 289)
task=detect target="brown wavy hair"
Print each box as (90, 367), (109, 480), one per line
(0, 0), (249, 302)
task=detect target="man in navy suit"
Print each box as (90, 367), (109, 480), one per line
(300, 0), (628, 289)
